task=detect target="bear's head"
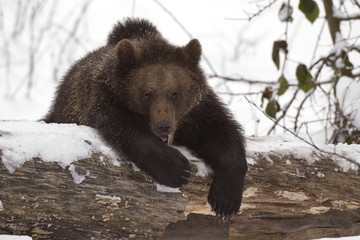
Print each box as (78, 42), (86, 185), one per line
(107, 38), (206, 144)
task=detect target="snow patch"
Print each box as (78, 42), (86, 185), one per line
(0, 121), (120, 183)
(330, 32), (348, 56)
(68, 164), (90, 184)
(332, 6), (346, 19)
(0, 200), (3, 211)
(286, 159), (291, 165)
(278, 3), (292, 22)
(0, 236), (32, 240)
(317, 172), (325, 178)
(156, 184), (181, 193)
(246, 156), (256, 165)
(174, 146), (213, 177)
(95, 194), (121, 202)
(1, 121), (359, 189)
(247, 134), (360, 173)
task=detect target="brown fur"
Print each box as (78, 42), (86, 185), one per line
(44, 18), (247, 219)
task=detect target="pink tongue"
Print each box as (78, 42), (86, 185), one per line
(167, 134), (172, 145)
(159, 134), (172, 145)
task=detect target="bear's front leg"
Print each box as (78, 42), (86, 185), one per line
(207, 157), (247, 219)
(87, 103), (191, 188)
(174, 92), (248, 219)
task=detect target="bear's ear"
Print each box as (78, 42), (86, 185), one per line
(115, 39), (137, 71)
(183, 39), (202, 66)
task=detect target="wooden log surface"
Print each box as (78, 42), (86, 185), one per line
(1, 128), (360, 239)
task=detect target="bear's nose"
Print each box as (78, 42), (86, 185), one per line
(156, 121), (172, 134)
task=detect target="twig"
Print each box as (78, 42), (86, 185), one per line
(352, 0), (360, 9)
(211, 74), (335, 87)
(245, 96), (360, 168)
(152, 0), (217, 75)
(294, 88), (315, 132)
(209, 74), (277, 84)
(267, 89), (300, 135)
(310, 19), (326, 66)
(225, 0), (279, 21)
(216, 91), (265, 96)
(53, 0), (92, 82)
(280, 0), (290, 76)
(334, 14), (360, 21)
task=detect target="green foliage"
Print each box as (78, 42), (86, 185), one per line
(277, 75), (288, 96)
(272, 40), (288, 70)
(265, 100), (280, 119)
(299, 0), (319, 23)
(296, 64), (315, 93)
(344, 56), (354, 69)
(258, 0), (359, 144)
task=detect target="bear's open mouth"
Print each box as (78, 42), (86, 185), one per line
(158, 134), (172, 145)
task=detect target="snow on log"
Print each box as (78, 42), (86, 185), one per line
(0, 121), (360, 240)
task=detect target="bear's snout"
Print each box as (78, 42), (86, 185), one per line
(156, 121), (172, 135)
(154, 121), (173, 145)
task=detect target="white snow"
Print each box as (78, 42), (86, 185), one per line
(95, 194), (122, 202)
(330, 32), (348, 56)
(0, 236), (32, 240)
(317, 237), (360, 240)
(278, 3), (292, 22)
(332, 5), (360, 20)
(336, 77), (360, 129)
(156, 184), (181, 193)
(174, 146), (213, 177)
(0, 120), (120, 182)
(68, 164), (90, 184)
(246, 134), (360, 172)
(0, 1), (359, 239)
(317, 172), (325, 178)
(332, 6), (347, 19)
(1, 121), (359, 184)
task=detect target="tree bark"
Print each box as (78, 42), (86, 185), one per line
(1, 140), (360, 239)
(323, 0), (340, 44)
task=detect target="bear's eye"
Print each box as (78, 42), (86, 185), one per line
(172, 92), (179, 101)
(144, 93), (152, 102)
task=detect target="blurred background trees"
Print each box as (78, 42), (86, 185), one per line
(0, 0), (359, 144)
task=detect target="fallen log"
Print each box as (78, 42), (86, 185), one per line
(0, 121), (359, 239)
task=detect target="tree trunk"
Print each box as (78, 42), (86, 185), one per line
(323, 0), (340, 44)
(1, 135), (360, 239)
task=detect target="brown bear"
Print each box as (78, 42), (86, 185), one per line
(44, 18), (247, 219)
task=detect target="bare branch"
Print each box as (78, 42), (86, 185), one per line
(352, 0), (360, 9)
(323, 0), (340, 44)
(225, 0), (279, 21)
(310, 19), (327, 66)
(209, 74), (277, 84)
(152, 0), (217, 75)
(334, 14), (360, 21)
(53, 0), (92, 82)
(216, 90), (265, 96)
(267, 89), (300, 135)
(245, 96), (360, 167)
(294, 89), (315, 132)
